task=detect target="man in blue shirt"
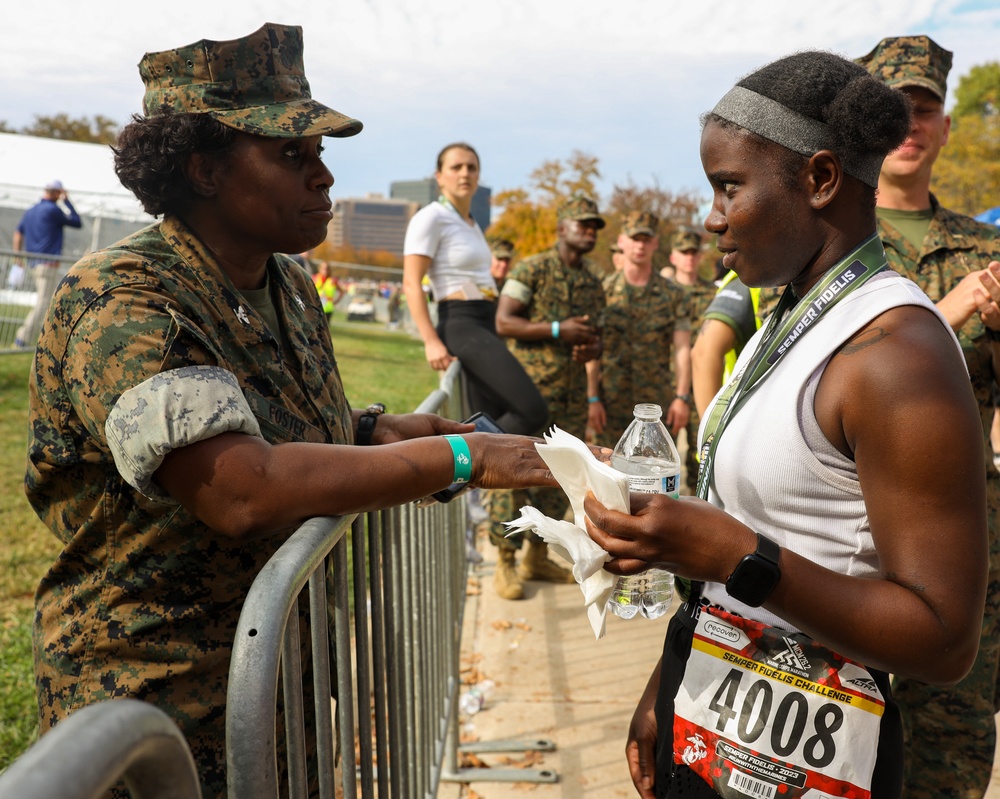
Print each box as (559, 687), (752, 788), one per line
(14, 180), (82, 347)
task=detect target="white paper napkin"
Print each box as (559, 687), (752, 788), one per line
(504, 426), (628, 639)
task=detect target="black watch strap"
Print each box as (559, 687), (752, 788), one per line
(753, 533), (780, 566)
(725, 533), (782, 608)
(355, 403), (385, 446)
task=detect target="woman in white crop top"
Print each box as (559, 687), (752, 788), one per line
(583, 51), (992, 799)
(403, 143), (546, 435)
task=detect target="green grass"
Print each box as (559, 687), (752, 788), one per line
(0, 322), (438, 770)
(0, 353), (56, 767)
(331, 319), (440, 413)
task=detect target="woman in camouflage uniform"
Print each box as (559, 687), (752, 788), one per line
(25, 23), (553, 799)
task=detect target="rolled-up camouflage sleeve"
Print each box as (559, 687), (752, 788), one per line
(500, 278), (532, 306)
(105, 365), (262, 503)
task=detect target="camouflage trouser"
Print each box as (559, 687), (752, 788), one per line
(894, 477), (1000, 799)
(483, 486), (570, 551)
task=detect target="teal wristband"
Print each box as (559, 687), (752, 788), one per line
(588, 396), (601, 404)
(551, 320), (560, 339)
(443, 435), (472, 484)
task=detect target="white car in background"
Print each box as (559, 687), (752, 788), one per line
(346, 287), (377, 322)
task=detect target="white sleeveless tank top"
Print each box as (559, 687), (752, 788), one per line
(699, 270), (961, 630)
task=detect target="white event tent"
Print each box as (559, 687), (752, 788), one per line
(0, 132), (154, 256)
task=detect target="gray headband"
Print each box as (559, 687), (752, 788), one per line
(711, 86), (882, 188)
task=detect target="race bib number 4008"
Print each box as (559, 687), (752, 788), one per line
(673, 607), (885, 799)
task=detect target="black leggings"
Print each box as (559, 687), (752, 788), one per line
(436, 300), (548, 436)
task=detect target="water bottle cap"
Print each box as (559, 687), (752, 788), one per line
(633, 403), (662, 420)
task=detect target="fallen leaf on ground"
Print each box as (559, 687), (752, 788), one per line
(499, 750), (545, 768)
(460, 752), (491, 769)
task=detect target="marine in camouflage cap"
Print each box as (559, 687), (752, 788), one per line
(672, 229), (702, 253)
(557, 194), (606, 228)
(857, 35), (952, 102)
(139, 22), (363, 138)
(490, 238), (515, 260)
(621, 211), (659, 238)
(862, 31), (1000, 799)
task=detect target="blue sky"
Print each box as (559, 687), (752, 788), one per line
(3, 1), (998, 220)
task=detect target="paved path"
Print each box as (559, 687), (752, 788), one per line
(441, 533), (673, 798)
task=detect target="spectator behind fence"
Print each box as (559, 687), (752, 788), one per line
(312, 260), (341, 325)
(668, 229), (716, 493)
(586, 210), (692, 451)
(486, 194), (607, 600)
(25, 23), (560, 799)
(402, 143), (547, 437)
(13, 179), (82, 348)
(584, 50), (988, 799)
(860, 34), (1000, 798)
(489, 237), (515, 292)
(690, 273), (783, 417)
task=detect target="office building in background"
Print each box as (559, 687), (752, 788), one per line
(391, 179), (492, 231)
(328, 194), (419, 257)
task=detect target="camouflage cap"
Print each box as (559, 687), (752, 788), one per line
(490, 239), (515, 259)
(557, 194), (606, 228)
(671, 229), (701, 252)
(857, 35), (952, 101)
(139, 23), (363, 138)
(621, 211), (659, 238)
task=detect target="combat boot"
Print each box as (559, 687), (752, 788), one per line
(517, 539), (575, 584)
(494, 548), (525, 600)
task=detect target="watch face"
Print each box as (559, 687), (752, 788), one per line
(726, 554), (781, 607)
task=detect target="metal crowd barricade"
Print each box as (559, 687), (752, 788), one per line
(226, 362), (556, 799)
(0, 699), (202, 799)
(0, 247), (77, 352)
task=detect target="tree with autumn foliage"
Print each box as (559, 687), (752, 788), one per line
(487, 151), (705, 274)
(4, 113), (121, 144)
(487, 151), (600, 257)
(310, 241), (403, 275)
(933, 61), (1000, 216)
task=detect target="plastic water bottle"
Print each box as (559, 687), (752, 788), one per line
(606, 403), (678, 620)
(458, 679), (495, 715)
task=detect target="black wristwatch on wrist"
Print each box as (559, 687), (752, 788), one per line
(674, 393), (691, 404)
(355, 403), (386, 446)
(725, 534), (781, 607)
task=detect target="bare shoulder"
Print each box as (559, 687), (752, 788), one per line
(818, 303), (976, 456)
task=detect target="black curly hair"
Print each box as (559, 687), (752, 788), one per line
(113, 112), (239, 217)
(706, 51), (911, 198)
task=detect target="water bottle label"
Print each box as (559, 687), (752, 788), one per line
(627, 474), (679, 495)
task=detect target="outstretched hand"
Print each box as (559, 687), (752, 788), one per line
(466, 433), (557, 490)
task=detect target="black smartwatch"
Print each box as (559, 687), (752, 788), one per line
(725, 534), (781, 607)
(355, 403), (386, 446)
